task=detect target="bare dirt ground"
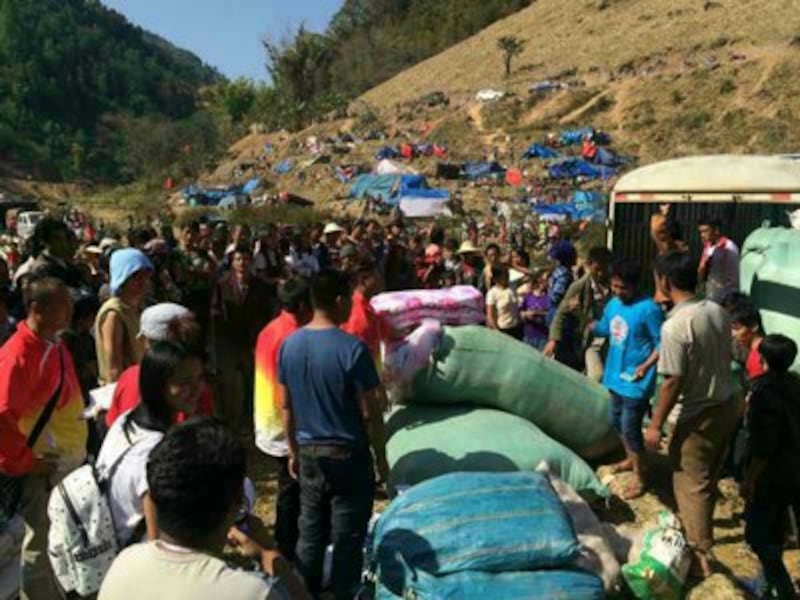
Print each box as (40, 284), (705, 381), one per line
(245, 436), (800, 599)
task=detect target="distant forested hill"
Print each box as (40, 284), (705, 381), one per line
(0, 0), (220, 179)
(324, 0), (534, 97)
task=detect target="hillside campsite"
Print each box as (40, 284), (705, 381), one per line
(2, 1), (800, 599)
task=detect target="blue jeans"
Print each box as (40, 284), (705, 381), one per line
(297, 446), (374, 600)
(610, 392), (648, 454)
(745, 488), (800, 600)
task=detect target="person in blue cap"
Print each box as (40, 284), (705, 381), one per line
(94, 248), (153, 386)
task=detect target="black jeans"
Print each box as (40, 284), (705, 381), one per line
(297, 446), (374, 600)
(273, 456), (300, 561)
(745, 487), (800, 600)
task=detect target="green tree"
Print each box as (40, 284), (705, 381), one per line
(497, 35), (525, 78)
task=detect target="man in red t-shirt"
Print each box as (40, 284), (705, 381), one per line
(253, 278), (313, 560)
(342, 260), (387, 365)
(0, 277), (86, 599)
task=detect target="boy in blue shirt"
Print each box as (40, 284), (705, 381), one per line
(593, 259), (664, 499)
(278, 269), (389, 599)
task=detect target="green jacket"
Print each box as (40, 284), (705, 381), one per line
(548, 273), (608, 343)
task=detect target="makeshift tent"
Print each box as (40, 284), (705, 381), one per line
(505, 168), (524, 187)
(530, 80), (567, 93)
(335, 165), (361, 183)
(278, 192), (314, 207)
(241, 178), (261, 194)
(217, 195), (249, 209)
(476, 89), (506, 102)
(548, 159), (616, 180)
(559, 128), (595, 146)
(399, 197), (451, 218)
(593, 147), (624, 168)
(522, 144), (559, 159)
(436, 163), (462, 180)
(349, 174), (447, 207)
(375, 159), (416, 175)
(462, 161), (506, 181)
(273, 159), (293, 174)
(349, 175), (402, 202)
(375, 146), (400, 161)
(533, 191), (607, 223)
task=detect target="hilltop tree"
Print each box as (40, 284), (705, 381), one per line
(497, 35), (525, 78)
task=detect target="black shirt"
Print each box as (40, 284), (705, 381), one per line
(747, 371), (800, 489)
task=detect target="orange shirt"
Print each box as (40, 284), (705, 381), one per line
(254, 311), (300, 456)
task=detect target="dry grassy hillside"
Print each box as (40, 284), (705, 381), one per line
(359, 0), (800, 161)
(363, 0), (798, 106)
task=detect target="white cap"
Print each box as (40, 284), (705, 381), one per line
(139, 303), (192, 342)
(323, 223), (345, 235)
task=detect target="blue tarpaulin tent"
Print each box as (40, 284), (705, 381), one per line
(349, 174), (449, 211)
(521, 144), (560, 159)
(462, 161), (506, 181)
(241, 178), (261, 194)
(533, 191), (607, 222)
(375, 146), (400, 161)
(548, 159), (616, 180)
(559, 127), (595, 146)
(593, 146), (627, 168)
(273, 160), (294, 175)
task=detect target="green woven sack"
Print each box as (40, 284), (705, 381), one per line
(410, 326), (617, 458)
(386, 404), (609, 498)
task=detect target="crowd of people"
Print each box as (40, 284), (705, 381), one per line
(0, 206), (798, 600)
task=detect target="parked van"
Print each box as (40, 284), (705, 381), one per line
(609, 154), (800, 267)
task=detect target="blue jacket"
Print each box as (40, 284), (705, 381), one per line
(595, 296), (664, 400)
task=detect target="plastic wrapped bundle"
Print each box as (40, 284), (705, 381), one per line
(383, 320), (443, 384)
(386, 405), (608, 498)
(411, 326), (617, 458)
(370, 286), (484, 333)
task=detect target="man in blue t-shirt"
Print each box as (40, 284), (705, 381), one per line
(592, 258), (664, 499)
(278, 269), (388, 599)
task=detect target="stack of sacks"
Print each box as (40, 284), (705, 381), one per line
(371, 472), (604, 599)
(409, 325), (618, 459)
(386, 405), (608, 499)
(370, 286), (484, 334)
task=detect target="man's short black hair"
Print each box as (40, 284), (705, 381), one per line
(610, 258), (641, 287)
(721, 291), (751, 313)
(280, 277), (311, 314)
(491, 265), (509, 282)
(698, 213), (723, 229)
(587, 246), (613, 266)
(147, 417), (246, 547)
(24, 276), (66, 312)
(232, 242), (252, 257)
(31, 218), (70, 257)
(759, 334), (798, 373)
(654, 251), (698, 293)
(485, 243), (501, 255)
(730, 301), (763, 332)
(310, 269), (350, 312)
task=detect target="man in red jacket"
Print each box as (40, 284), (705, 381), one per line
(0, 276), (87, 599)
